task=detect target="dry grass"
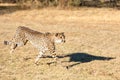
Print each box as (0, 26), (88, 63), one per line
(0, 8), (120, 80)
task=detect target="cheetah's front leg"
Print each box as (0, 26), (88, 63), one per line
(35, 51), (44, 64)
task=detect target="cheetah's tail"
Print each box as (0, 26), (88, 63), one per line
(4, 40), (12, 45)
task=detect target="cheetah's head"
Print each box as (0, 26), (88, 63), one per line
(54, 32), (65, 43)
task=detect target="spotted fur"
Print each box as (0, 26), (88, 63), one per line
(4, 26), (65, 64)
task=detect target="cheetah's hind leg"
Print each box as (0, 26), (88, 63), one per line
(10, 43), (17, 54)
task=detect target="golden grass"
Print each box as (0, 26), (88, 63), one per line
(0, 8), (120, 80)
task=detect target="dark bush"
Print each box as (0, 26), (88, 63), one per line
(0, 0), (119, 8)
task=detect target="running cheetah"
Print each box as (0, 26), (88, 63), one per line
(4, 26), (65, 64)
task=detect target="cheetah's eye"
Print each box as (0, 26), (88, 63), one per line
(60, 36), (62, 38)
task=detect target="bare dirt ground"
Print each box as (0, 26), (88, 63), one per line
(0, 7), (120, 80)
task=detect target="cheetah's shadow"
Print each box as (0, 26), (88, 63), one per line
(45, 52), (115, 68)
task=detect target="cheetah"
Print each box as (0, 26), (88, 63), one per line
(4, 26), (65, 64)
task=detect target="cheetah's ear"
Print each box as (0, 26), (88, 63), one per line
(61, 32), (64, 35)
(55, 33), (59, 37)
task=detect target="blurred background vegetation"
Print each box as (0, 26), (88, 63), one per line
(0, 0), (120, 9)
